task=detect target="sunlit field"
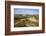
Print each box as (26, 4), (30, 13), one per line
(14, 14), (39, 27)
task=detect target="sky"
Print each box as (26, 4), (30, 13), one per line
(14, 8), (39, 15)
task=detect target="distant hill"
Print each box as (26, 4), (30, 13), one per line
(14, 14), (39, 19)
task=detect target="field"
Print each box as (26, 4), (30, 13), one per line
(14, 14), (39, 27)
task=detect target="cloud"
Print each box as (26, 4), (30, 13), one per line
(14, 8), (39, 15)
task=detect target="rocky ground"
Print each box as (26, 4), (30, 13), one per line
(14, 15), (39, 27)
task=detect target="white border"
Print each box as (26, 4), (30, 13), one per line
(11, 5), (42, 31)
